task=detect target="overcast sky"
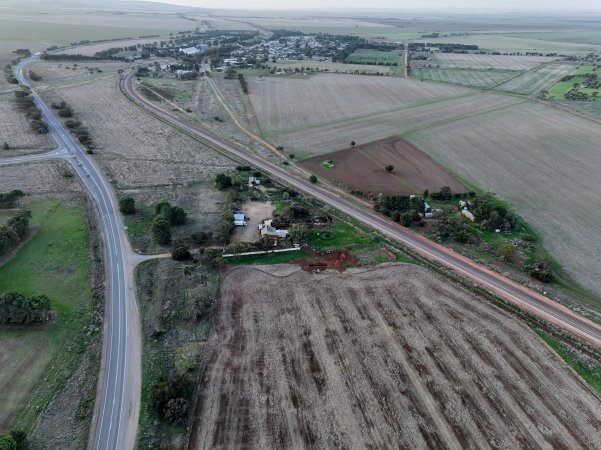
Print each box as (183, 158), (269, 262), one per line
(137, 0), (601, 11)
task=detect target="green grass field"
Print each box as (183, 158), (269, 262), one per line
(346, 49), (401, 66)
(0, 199), (93, 432)
(548, 66), (601, 101)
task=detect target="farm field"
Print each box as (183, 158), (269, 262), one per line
(415, 34), (601, 55)
(28, 61), (131, 89)
(495, 64), (575, 95)
(189, 264), (601, 449)
(407, 100), (601, 298)
(300, 137), (468, 196)
(429, 53), (560, 70)
(248, 73), (523, 156)
(411, 67), (518, 89)
(0, 11), (191, 45)
(501, 32), (601, 46)
(345, 49), (401, 66)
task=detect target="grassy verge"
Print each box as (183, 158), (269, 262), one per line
(136, 259), (217, 449)
(227, 249), (310, 266)
(534, 329), (601, 395)
(0, 198), (96, 434)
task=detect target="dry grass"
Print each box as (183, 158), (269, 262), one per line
(59, 38), (161, 56)
(190, 264), (601, 449)
(0, 97), (53, 156)
(408, 100), (601, 296)
(0, 160), (81, 194)
(43, 75), (234, 188)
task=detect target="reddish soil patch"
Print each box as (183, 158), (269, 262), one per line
(291, 249), (357, 272)
(300, 137), (468, 196)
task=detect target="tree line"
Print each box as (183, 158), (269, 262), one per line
(0, 210), (31, 258)
(0, 291), (50, 324)
(14, 88), (49, 134)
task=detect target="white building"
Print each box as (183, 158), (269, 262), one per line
(181, 47), (200, 55)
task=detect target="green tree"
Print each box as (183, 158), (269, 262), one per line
(151, 217), (171, 245)
(8, 431), (27, 450)
(0, 433), (16, 450)
(400, 212), (413, 227)
(309, 175), (318, 184)
(423, 189), (429, 199)
(191, 231), (211, 245)
(2, 143), (8, 150)
(351, 141), (356, 148)
(171, 206), (187, 226)
(118, 196), (135, 215)
(172, 246), (190, 261)
(214, 173), (232, 190)
(439, 185), (452, 200)
(289, 153), (295, 159)
(288, 224), (308, 244)
(384, 164), (394, 173)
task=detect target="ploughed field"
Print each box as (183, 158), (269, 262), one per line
(300, 137), (468, 195)
(189, 264), (601, 449)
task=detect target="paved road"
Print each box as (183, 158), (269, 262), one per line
(11, 57), (138, 450)
(123, 72), (601, 349)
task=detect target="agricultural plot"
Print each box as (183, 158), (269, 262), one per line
(408, 101), (601, 297)
(429, 53), (559, 70)
(496, 64), (575, 95)
(59, 38), (161, 56)
(300, 137), (468, 195)
(28, 61), (130, 89)
(345, 49), (401, 66)
(248, 74), (471, 139)
(189, 265), (601, 449)
(248, 73), (523, 157)
(411, 67), (518, 89)
(415, 34), (601, 54)
(501, 32), (601, 46)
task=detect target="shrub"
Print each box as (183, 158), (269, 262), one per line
(171, 206), (187, 226)
(2, 143), (8, 150)
(214, 173), (232, 190)
(118, 196), (135, 215)
(309, 175), (318, 184)
(499, 243), (517, 261)
(0, 433), (17, 450)
(151, 217), (171, 245)
(172, 246), (190, 261)
(190, 231), (212, 245)
(400, 212), (413, 227)
(528, 259), (552, 282)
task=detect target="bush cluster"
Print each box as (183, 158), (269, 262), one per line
(0, 291), (50, 324)
(0, 210), (31, 257)
(14, 88), (48, 134)
(151, 201), (187, 245)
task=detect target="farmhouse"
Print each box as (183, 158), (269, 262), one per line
(260, 219), (288, 238)
(248, 176), (261, 188)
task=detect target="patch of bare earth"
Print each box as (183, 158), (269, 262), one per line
(0, 160), (81, 194)
(301, 137), (468, 196)
(189, 264), (601, 449)
(0, 98), (53, 157)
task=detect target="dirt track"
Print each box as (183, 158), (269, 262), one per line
(189, 264), (601, 449)
(300, 137), (468, 195)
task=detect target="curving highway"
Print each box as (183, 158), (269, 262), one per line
(10, 57), (139, 450)
(123, 71), (601, 349)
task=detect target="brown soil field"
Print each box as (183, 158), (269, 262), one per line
(408, 100), (601, 297)
(430, 53), (560, 70)
(28, 61), (130, 88)
(0, 97), (53, 157)
(43, 75), (234, 188)
(301, 137), (468, 195)
(189, 264), (601, 449)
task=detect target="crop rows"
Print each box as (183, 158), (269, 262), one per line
(411, 67), (519, 88)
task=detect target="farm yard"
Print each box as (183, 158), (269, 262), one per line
(189, 264), (601, 449)
(411, 67), (517, 89)
(547, 66), (601, 101)
(300, 138), (468, 196)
